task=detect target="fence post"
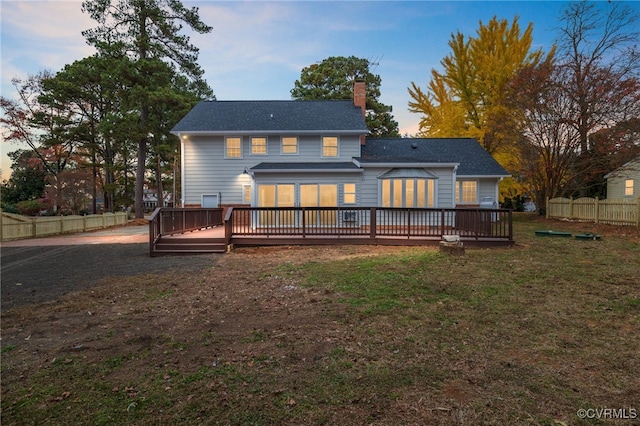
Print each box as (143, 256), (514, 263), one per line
(637, 196), (640, 228)
(594, 197), (599, 224)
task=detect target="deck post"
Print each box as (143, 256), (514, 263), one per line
(302, 207), (306, 238)
(508, 209), (513, 242)
(370, 208), (376, 239)
(224, 207), (233, 247)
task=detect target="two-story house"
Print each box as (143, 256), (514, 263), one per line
(171, 83), (509, 218)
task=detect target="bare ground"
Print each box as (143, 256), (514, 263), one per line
(1, 216), (639, 425)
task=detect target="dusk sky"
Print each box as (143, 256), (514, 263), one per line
(2, 0), (635, 180)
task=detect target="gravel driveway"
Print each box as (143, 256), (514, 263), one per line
(1, 226), (219, 311)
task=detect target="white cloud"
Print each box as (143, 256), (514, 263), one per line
(1, 1), (95, 94)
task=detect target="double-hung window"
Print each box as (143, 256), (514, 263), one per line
(625, 179), (634, 196)
(251, 137), (267, 155)
(225, 137), (242, 158)
(282, 137), (298, 154)
(343, 183), (357, 204)
(456, 180), (478, 204)
(322, 136), (338, 157)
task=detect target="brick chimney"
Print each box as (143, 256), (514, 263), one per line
(353, 80), (366, 116)
(353, 80), (367, 145)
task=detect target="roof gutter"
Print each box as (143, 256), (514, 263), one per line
(251, 168), (364, 174)
(171, 130), (367, 137)
(353, 161), (460, 169)
(457, 174), (512, 178)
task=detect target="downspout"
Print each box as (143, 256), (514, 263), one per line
(452, 164), (459, 208)
(180, 135), (186, 207)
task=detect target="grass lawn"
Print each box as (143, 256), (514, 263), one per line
(1, 214), (639, 425)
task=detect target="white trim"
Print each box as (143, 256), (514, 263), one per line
(180, 136), (185, 207)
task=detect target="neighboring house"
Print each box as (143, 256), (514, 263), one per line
(604, 157), (640, 199)
(143, 189), (173, 210)
(171, 83), (509, 213)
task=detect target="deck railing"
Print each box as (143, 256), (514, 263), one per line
(149, 207), (224, 253)
(227, 207), (513, 241)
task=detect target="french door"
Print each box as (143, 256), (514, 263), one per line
(257, 184), (294, 226)
(300, 184), (337, 225)
(257, 183), (338, 226)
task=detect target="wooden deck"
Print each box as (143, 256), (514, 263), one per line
(149, 207), (514, 256)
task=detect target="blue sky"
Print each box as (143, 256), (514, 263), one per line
(1, 0), (629, 180)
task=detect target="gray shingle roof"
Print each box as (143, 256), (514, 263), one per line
(172, 100), (368, 134)
(358, 138), (510, 176)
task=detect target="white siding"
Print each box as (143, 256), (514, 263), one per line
(360, 166), (456, 208)
(182, 134), (363, 206)
(478, 178), (501, 204)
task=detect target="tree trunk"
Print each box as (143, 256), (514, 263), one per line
(92, 149), (97, 214)
(156, 150), (163, 208)
(134, 136), (146, 219)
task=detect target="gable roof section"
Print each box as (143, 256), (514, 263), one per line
(604, 156), (640, 179)
(357, 138), (510, 177)
(171, 100), (368, 135)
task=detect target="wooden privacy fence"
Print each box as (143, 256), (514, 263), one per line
(1, 211), (128, 241)
(546, 197), (640, 227)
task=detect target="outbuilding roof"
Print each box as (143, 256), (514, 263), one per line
(357, 138), (510, 177)
(171, 100), (368, 134)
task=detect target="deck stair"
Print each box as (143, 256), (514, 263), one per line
(153, 235), (227, 255)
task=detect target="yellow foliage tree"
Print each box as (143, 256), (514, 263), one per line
(408, 16), (554, 202)
(409, 17), (554, 148)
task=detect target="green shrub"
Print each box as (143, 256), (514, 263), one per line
(16, 200), (47, 216)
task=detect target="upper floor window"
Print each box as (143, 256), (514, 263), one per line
(281, 137), (298, 154)
(625, 179), (634, 196)
(456, 180), (478, 204)
(251, 137), (267, 155)
(322, 136), (338, 157)
(226, 137), (242, 158)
